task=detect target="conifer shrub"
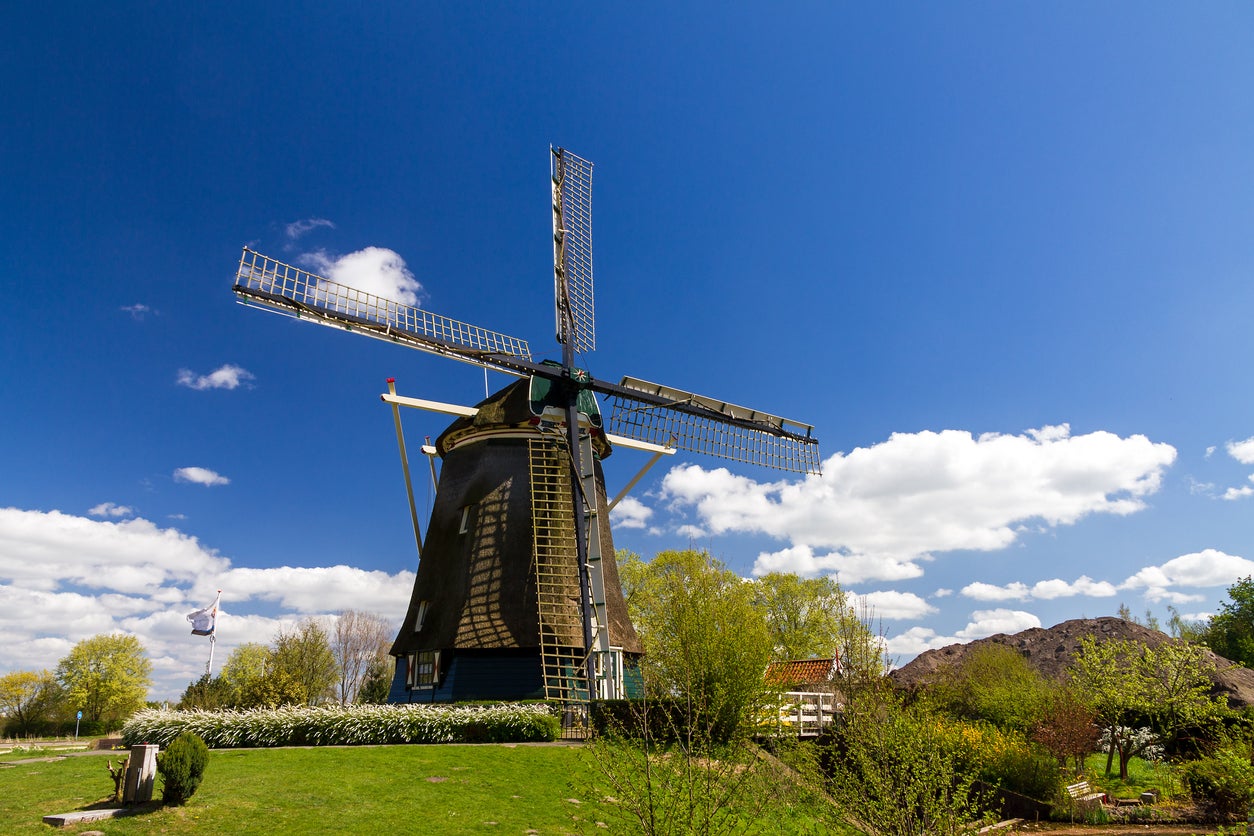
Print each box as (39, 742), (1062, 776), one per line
(157, 731), (209, 805)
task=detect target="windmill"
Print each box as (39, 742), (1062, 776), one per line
(233, 147), (821, 714)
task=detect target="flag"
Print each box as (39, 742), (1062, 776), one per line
(187, 590), (221, 636)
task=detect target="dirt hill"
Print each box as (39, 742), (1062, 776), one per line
(888, 616), (1254, 708)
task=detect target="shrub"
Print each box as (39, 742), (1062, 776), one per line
(122, 702), (560, 748)
(157, 732), (209, 805)
(1181, 745), (1254, 822)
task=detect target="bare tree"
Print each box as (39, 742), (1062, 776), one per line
(332, 610), (394, 704)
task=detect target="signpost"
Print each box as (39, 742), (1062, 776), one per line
(74, 710), (82, 740)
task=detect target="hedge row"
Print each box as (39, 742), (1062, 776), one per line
(121, 703), (560, 748)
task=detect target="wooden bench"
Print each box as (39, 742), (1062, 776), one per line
(1065, 781), (1108, 805)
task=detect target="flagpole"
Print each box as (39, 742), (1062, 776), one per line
(206, 633), (216, 677)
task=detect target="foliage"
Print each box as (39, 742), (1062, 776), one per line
(620, 550), (775, 745)
(178, 674), (235, 710)
(933, 718), (1060, 802)
(54, 633), (152, 725)
(331, 609), (393, 705)
(356, 656), (393, 704)
(270, 618), (339, 705)
(0, 669), (62, 736)
(1199, 575), (1254, 667)
(220, 642), (269, 698)
(1031, 686), (1100, 773)
(820, 686), (991, 836)
(1180, 742), (1254, 822)
(121, 702), (559, 748)
(157, 731), (210, 805)
(1068, 635), (1225, 778)
(930, 644), (1053, 732)
(750, 573), (876, 671)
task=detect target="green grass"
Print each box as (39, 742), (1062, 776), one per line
(0, 743), (843, 834)
(1082, 752), (1183, 801)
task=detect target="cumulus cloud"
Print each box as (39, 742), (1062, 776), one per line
(173, 467), (230, 487)
(285, 218), (336, 240)
(1222, 477), (1254, 501)
(121, 303), (151, 320)
(302, 247), (424, 307)
(176, 364), (255, 391)
(753, 544), (924, 584)
(1122, 549), (1254, 602)
(661, 425), (1175, 584)
(851, 590), (937, 620)
(887, 608), (1043, 658)
(675, 524), (707, 540)
(0, 507), (414, 699)
(610, 497), (652, 530)
(88, 502), (134, 518)
(1227, 437), (1254, 465)
(962, 575), (1117, 602)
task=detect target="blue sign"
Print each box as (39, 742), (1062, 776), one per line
(76, 710), (82, 720)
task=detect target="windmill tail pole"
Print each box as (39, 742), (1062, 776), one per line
(386, 378), (424, 556)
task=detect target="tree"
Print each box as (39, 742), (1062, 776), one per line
(1200, 575), (1254, 667)
(177, 674), (235, 710)
(1030, 687), (1100, 773)
(220, 642), (270, 702)
(55, 633), (152, 726)
(357, 656), (394, 704)
(931, 644), (1054, 732)
(0, 670), (62, 736)
(621, 549), (774, 745)
(331, 610), (393, 705)
(1068, 635), (1224, 778)
(270, 618), (338, 705)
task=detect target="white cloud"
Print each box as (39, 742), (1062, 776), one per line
(752, 544), (924, 584)
(664, 425), (1175, 584)
(885, 625), (953, 658)
(933, 588), (953, 598)
(88, 502), (134, 518)
(176, 364), (255, 391)
(285, 218), (336, 240)
(956, 608), (1041, 640)
(961, 575), (1117, 602)
(0, 507), (414, 700)
(174, 467), (230, 487)
(962, 581), (1031, 601)
(302, 247), (424, 307)
(1222, 476), (1254, 501)
(1227, 437), (1254, 465)
(851, 590), (937, 620)
(121, 303), (151, 320)
(610, 497), (652, 530)
(1122, 548), (1254, 603)
(675, 524), (707, 539)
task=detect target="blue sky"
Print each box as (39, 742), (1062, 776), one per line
(3, 4), (1253, 699)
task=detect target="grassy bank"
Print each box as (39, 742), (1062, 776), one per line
(0, 742), (835, 834)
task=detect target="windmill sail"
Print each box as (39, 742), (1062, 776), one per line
(552, 148), (595, 354)
(234, 248), (532, 370)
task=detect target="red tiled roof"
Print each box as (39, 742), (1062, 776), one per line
(764, 657), (838, 686)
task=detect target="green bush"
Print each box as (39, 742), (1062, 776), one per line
(1181, 745), (1254, 822)
(157, 732), (209, 806)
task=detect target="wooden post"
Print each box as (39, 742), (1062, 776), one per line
(123, 744), (159, 804)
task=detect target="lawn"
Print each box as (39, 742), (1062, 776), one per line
(0, 742), (838, 834)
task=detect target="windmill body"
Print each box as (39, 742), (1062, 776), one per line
(386, 379), (642, 703)
(233, 147), (820, 712)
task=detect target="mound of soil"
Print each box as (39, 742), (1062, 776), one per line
(888, 617), (1254, 708)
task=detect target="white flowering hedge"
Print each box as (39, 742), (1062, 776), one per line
(121, 703), (560, 749)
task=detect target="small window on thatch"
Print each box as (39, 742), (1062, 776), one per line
(414, 600), (430, 632)
(458, 504), (474, 534)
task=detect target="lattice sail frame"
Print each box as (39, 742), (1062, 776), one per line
(234, 248), (532, 364)
(552, 148), (595, 354)
(605, 377), (822, 475)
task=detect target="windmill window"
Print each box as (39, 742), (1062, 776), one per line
(411, 651), (437, 688)
(458, 505), (474, 534)
(414, 600), (430, 632)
